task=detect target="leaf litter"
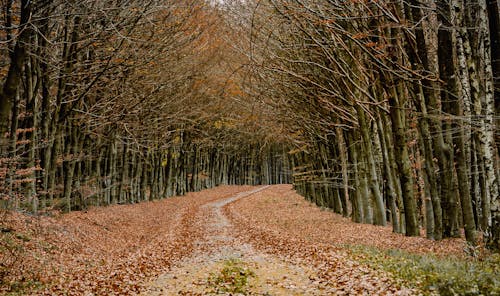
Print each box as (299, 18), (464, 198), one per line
(1, 184), (465, 295)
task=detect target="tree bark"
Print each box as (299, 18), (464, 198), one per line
(0, 0), (33, 148)
(377, 113), (401, 233)
(356, 105), (386, 226)
(478, 0), (500, 251)
(388, 81), (419, 236)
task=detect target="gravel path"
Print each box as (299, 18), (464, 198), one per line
(141, 186), (327, 295)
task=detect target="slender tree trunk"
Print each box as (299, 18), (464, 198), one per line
(336, 127), (350, 216)
(24, 56), (39, 212)
(377, 114), (401, 233)
(118, 144), (129, 203)
(478, 0), (500, 251)
(415, 139), (434, 239)
(437, 0), (461, 237)
(414, 85), (443, 240)
(347, 132), (363, 223)
(140, 153), (148, 202)
(356, 105), (386, 226)
(388, 81), (419, 236)
(63, 124), (80, 212)
(355, 133), (372, 224)
(5, 90), (19, 209)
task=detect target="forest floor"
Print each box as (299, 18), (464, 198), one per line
(0, 185), (485, 295)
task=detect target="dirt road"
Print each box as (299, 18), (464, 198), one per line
(141, 186), (328, 295)
(141, 186), (413, 295)
(4, 185), (461, 294)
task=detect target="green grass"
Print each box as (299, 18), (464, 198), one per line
(208, 258), (255, 294)
(347, 245), (500, 295)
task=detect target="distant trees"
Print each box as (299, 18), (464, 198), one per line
(244, 0), (499, 250)
(0, 1), (290, 213)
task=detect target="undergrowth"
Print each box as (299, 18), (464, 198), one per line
(0, 210), (45, 295)
(208, 258), (255, 294)
(0, 232), (43, 295)
(347, 244), (500, 295)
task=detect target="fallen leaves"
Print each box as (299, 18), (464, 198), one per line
(1, 184), (467, 295)
(0, 186), (254, 295)
(224, 184), (466, 294)
(227, 184), (464, 256)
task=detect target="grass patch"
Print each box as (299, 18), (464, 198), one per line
(208, 258), (255, 294)
(347, 245), (500, 295)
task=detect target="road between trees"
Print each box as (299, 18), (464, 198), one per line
(141, 185), (420, 296)
(141, 186), (332, 295)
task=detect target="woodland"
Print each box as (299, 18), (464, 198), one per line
(0, 0), (499, 294)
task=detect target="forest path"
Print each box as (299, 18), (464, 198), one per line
(3, 185), (461, 295)
(142, 186), (326, 295)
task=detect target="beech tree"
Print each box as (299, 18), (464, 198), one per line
(0, 0), (291, 214)
(1, 0), (499, 253)
(242, 0), (499, 249)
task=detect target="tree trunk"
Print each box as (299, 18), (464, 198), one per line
(336, 127), (350, 217)
(388, 81), (419, 236)
(356, 105), (386, 226)
(478, 0), (500, 251)
(377, 113), (401, 233)
(0, 0), (32, 146)
(348, 132), (363, 223)
(4, 90), (19, 209)
(413, 85), (443, 240)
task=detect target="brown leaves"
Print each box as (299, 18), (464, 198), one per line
(229, 185), (464, 256)
(1, 185), (466, 295)
(225, 185), (465, 294)
(0, 186), (254, 295)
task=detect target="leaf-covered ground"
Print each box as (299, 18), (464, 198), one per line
(226, 185), (464, 256)
(225, 185), (476, 295)
(141, 186), (331, 295)
(1, 186), (254, 295)
(1, 185), (469, 295)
